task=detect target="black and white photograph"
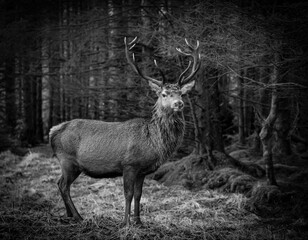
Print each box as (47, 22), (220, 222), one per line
(0, 0), (307, 239)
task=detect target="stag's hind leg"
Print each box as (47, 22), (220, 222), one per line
(57, 154), (82, 221)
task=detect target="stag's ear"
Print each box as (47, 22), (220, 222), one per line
(149, 81), (161, 95)
(180, 80), (195, 94)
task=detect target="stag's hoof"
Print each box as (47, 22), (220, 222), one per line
(120, 217), (142, 227)
(120, 221), (130, 228)
(73, 216), (83, 222)
(134, 219), (143, 225)
(59, 215), (82, 224)
(68, 214), (83, 222)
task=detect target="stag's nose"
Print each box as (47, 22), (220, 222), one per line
(172, 100), (184, 111)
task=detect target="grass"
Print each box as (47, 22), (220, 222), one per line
(0, 149), (306, 239)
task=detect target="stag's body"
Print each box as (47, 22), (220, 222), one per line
(50, 109), (184, 179)
(50, 37), (200, 226)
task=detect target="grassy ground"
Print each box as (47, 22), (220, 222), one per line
(0, 147), (306, 240)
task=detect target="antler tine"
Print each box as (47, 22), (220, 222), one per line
(124, 37), (162, 86)
(176, 47), (190, 56)
(154, 59), (166, 84)
(181, 56), (201, 85)
(128, 36), (138, 46)
(184, 38), (200, 50)
(176, 39), (201, 86)
(178, 60), (192, 83)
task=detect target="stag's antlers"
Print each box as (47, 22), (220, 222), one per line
(125, 37), (200, 86)
(176, 39), (201, 86)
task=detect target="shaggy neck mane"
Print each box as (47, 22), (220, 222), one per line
(149, 102), (185, 164)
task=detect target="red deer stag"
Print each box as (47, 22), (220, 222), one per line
(49, 37), (201, 226)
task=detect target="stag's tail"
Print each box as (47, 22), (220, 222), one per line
(49, 122), (68, 154)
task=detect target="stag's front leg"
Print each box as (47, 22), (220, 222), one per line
(123, 167), (137, 226)
(134, 175), (145, 225)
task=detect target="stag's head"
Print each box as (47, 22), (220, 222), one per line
(124, 37), (201, 113)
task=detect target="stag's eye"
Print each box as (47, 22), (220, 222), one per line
(162, 93), (167, 98)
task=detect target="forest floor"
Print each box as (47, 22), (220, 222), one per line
(0, 145), (307, 240)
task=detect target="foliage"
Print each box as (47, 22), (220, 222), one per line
(164, 1), (269, 69)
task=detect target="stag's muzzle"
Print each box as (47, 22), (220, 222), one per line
(172, 100), (184, 111)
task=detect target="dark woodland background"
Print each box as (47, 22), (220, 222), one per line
(1, 0), (308, 239)
(1, 0), (308, 182)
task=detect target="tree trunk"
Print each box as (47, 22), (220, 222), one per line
(48, 82), (54, 131)
(273, 66), (292, 156)
(4, 59), (17, 134)
(274, 107), (292, 156)
(107, 0), (123, 121)
(244, 68), (254, 138)
(36, 75), (44, 142)
(194, 67), (224, 168)
(190, 67), (215, 167)
(259, 53), (280, 186)
(23, 73), (36, 146)
(211, 71), (224, 152)
(205, 78), (216, 169)
(259, 90), (278, 186)
(188, 95), (204, 155)
(251, 67), (269, 155)
(238, 70), (246, 145)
